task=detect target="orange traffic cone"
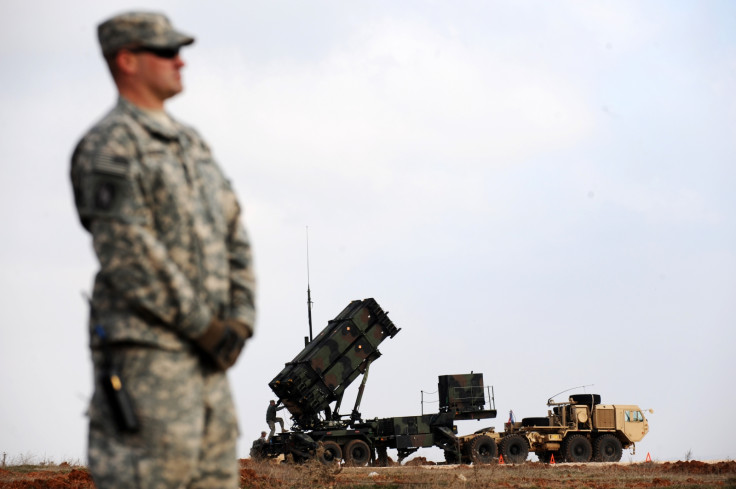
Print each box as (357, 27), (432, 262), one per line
(645, 452), (652, 462)
(550, 453), (556, 465)
(499, 454), (505, 465)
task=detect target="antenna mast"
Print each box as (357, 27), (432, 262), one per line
(306, 226), (314, 343)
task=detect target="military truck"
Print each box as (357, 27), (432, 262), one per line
(456, 393), (651, 464)
(369, 372), (497, 465)
(254, 298), (498, 465)
(254, 298), (650, 465)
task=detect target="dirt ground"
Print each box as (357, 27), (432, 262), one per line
(1, 459), (734, 488)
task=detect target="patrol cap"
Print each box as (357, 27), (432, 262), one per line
(98, 11), (194, 57)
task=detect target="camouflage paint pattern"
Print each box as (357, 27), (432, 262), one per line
(290, 299), (393, 364)
(320, 337), (371, 390)
(97, 11), (194, 57)
(72, 96), (255, 488)
(270, 299), (398, 427)
(374, 415), (441, 449)
(88, 348), (238, 489)
(438, 373), (486, 413)
(71, 97), (256, 349)
(309, 321), (361, 375)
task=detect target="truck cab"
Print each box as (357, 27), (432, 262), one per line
(617, 405), (649, 443)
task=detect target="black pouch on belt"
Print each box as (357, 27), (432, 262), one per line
(96, 326), (140, 433)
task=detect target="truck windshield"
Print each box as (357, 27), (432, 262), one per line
(625, 410), (644, 422)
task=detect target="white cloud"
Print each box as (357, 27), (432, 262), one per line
(608, 178), (721, 225)
(186, 14), (595, 186)
(567, 1), (652, 50)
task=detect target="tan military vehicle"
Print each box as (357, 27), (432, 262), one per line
(459, 394), (651, 464)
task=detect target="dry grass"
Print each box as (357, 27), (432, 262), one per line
(241, 459), (736, 489)
(0, 461), (92, 488)
(1, 458), (734, 488)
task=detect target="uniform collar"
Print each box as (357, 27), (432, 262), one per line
(117, 96), (181, 140)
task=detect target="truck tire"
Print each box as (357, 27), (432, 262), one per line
(344, 439), (371, 466)
(570, 394), (601, 405)
(500, 434), (529, 464)
(465, 435), (497, 464)
(562, 434), (592, 463)
(593, 434), (622, 462)
(318, 441), (342, 465)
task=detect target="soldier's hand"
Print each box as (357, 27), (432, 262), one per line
(195, 317), (252, 370)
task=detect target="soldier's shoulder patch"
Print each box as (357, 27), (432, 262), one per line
(93, 180), (118, 211)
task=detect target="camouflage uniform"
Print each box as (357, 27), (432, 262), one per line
(266, 401), (285, 440)
(71, 11), (255, 489)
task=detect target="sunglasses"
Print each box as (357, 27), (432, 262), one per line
(129, 46), (181, 59)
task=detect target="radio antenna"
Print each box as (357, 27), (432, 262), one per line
(306, 226), (314, 343)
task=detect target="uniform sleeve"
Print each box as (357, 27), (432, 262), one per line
(71, 126), (212, 339)
(224, 183), (257, 334)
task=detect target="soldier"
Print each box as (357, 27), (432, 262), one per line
(70, 11), (256, 489)
(250, 431), (268, 459)
(266, 399), (286, 440)
(257, 431), (268, 445)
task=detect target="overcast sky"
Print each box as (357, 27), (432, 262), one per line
(1, 0), (734, 465)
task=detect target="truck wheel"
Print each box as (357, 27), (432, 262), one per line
(593, 434), (622, 462)
(570, 394), (601, 405)
(562, 434), (592, 463)
(500, 434), (529, 464)
(466, 434), (497, 464)
(344, 439), (371, 466)
(318, 441), (343, 465)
